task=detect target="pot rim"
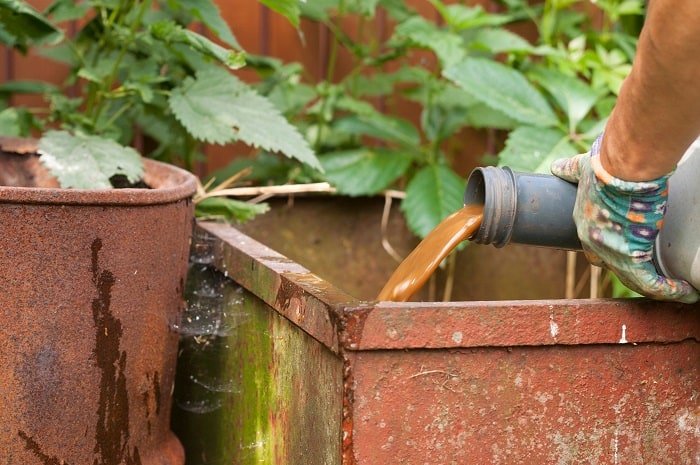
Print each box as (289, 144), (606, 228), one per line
(0, 158), (198, 206)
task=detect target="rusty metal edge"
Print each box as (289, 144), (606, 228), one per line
(197, 222), (700, 352)
(198, 221), (358, 354)
(342, 300), (700, 350)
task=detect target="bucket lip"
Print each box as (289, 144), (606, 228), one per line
(0, 157), (198, 206)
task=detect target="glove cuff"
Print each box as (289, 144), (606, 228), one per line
(590, 133), (671, 195)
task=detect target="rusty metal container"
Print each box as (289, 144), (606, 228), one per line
(0, 142), (196, 464)
(175, 202), (699, 465)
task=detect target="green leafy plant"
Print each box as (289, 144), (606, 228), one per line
(216, 0), (643, 242)
(0, 0), (320, 221)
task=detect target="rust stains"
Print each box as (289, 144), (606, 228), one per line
(340, 354), (356, 465)
(153, 371), (161, 416)
(337, 305), (375, 465)
(274, 275), (304, 320)
(340, 306), (374, 350)
(18, 431), (71, 465)
(90, 238), (141, 465)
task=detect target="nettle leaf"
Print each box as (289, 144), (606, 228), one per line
(444, 58), (558, 128)
(195, 197), (270, 223)
(334, 96), (421, 146)
(580, 117), (607, 143)
(466, 103), (520, 130)
(469, 28), (533, 54)
(45, 0), (90, 23)
(150, 20), (245, 70)
(267, 82), (316, 115)
(260, 0), (301, 28)
(334, 114), (420, 147)
(0, 0), (62, 52)
(172, 0), (241, 49)
(528, 67), (599, 132)
(346, 66), (431, 98)
(169, 68), (321, 170)
(38, 130), (144, 189)
(393, 16), (465, 68)
(428, 84), (520, 130)
(422, 105), (467, 143)
(497, 126), (576, 174)
(402, 164), (465, 238)
(321, 149), (412, 196)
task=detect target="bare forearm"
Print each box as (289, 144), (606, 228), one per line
(601, 0), (700, 181)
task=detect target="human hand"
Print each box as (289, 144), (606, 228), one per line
(551, 136), (699, 303)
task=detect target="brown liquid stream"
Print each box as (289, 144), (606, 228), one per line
(377, 204), (483, 302)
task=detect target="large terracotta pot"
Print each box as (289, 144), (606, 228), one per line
(0, 141), (196, 464)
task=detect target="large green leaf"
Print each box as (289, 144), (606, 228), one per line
(528, 66), (599, 132)
(150, 20), (245, 69)
(443, 57), (558, 128)
(171, 0), (241, 49)
(402, 164), (465, 238)
(195, 197), (270, 223)
(393, 16), (465, 68)
(426, 85), (520, 129)
(0, 0), (62, 52)
(38, 130), (144, 189)
(321, 149), (411, 196)
(465, 103), (520, 130)
(497, 126), (577, 174)
(260, 0), (300, 28)
(169, 68), (321, 170)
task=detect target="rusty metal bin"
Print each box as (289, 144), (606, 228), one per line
(173, 210), (699, 465)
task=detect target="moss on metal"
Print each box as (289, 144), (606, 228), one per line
(172, 266), (342, 465)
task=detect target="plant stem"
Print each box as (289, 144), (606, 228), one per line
(89, 0), (150, 128)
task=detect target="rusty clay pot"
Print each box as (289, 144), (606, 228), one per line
(0, 142), (196, 465)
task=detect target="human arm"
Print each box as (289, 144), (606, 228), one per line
(601, 0), (700, 180)
(550, 0), (700, 302)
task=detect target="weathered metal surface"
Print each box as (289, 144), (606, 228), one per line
(344, 300), (700, 350)
(236, 197), (570, 301)
(0, 148), (196, 464)
(199, 219), (699, 465)
(349, 343), (700, 465)
(199, 221), (356, 354)
(172, 264), (343, 465)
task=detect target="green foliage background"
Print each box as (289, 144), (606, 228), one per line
(1, 0), (645, 297)
(221, 0), (644, 243)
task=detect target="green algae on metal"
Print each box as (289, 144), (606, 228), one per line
(172, 266), (342, 465)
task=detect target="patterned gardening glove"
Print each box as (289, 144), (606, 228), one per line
(551, 136), (700, 303)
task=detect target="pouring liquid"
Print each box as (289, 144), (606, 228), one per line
(377, 204), (483, 302)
